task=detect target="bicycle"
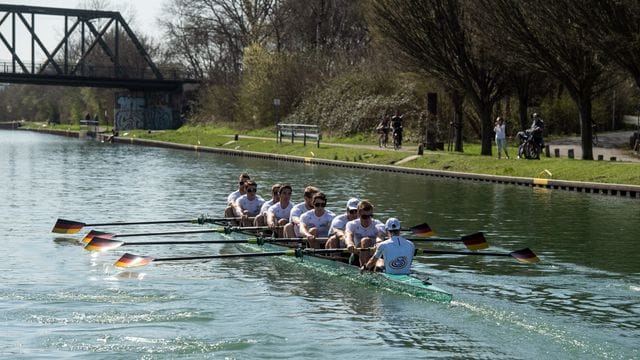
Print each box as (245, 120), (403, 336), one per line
(392, 129), (402, 150)
(517, 129), (541, 160)
(378, 129), (389, 148)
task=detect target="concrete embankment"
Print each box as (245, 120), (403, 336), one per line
(109, 134), (640, 199)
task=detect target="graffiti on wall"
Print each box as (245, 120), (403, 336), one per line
(115, 95), (145, 130)
(115, 93), (174, 130)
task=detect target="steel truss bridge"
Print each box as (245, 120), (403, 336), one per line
(0, 4), (194, 91)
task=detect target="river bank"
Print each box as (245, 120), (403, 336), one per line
(16, 124), (640, 199)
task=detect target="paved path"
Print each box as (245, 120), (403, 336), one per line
(230, 131), (640, 162)
(546, 131), (639, 162)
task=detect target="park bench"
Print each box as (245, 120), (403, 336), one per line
(276, 123), (321, 148)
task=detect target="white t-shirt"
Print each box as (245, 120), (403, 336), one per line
(345, 218), (384, 246)
(260, 199), (276, 214)
(329, 214), (349, 235)
(289, 202), (313, 222)
(227, 190), (242, 205)
(235, 195), (265, 217)
(373, 236), (415, 275)
(299, 209), (336, 237)
(267, 202), (293, 222)
(494, 123), (506, 140)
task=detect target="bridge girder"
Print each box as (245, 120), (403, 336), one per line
(0, 4), (194, 91)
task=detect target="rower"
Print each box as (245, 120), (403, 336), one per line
(326, 197), (359, 250)
(224, 173), (250, 220)
(298, 192), (335, 249)
(344, 200), (385, 267)
(267, 184), (293, 237)
(283, 186), (319, 238)
(361, 217), (415, 275)
(254, 183), (281, 226)
(233, 180), (265, 226)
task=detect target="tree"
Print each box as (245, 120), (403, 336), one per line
(369, 0), (510, 155)
(480, 0), (612, 160)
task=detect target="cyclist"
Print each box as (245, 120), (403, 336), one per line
(391, 111), (404, 150)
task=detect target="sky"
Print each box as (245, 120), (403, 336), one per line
(0, 0), (166, 62)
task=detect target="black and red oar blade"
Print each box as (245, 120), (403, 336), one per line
(82, 230), (114, 243)
(85, 237), (125, 252)
(52, 218), (86, 234)
(461, 232), (489, 250)
(114, 253), (155, 268)
(407, 223), (434, 237)
(510, 248), (540, 264)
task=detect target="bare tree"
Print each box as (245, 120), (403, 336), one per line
(369, 0), (510, 155)
(480, 0), (612, 160)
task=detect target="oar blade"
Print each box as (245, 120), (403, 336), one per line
(51, 218), (85, 234)
(461, 232), (489, 250)
(408, 223), (434, 237)
(84, 237), (125, 252)
(82, 230), (113, 243)
(510, 248), (540, 264)
(114, 253), (155, 268)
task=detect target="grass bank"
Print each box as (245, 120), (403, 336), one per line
(22, 123), (640, 186)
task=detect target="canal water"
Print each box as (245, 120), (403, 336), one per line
(1, 129), (638, 359)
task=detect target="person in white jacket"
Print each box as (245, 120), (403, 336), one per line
(494, 117), (510, 159)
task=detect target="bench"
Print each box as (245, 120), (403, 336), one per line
(276, 123), (321, 148)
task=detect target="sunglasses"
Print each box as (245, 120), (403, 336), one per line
(238, 181), (245, 185)
(348, 209), (358, 214)
(246, 188), (257, 193)
(314, 202), (326, 207)
(280, 191), (292, 195)
(360, 213), (372, 219)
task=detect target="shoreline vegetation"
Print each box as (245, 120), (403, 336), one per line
(18, 122), (640, 187)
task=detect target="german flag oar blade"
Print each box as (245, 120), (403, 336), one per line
(82, 230), (113, 243)
(408, 223), (434, 237)
(52, 219), (85, 234)
(84, 237), (124, 252)
(511, 248), (540, 264)
(114, 253), (155, 268)
(461, 232), (489, 250)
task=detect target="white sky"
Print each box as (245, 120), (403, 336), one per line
(0, 0), (166, 63)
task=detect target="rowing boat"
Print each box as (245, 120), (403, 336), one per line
(232, 234), (453, 304)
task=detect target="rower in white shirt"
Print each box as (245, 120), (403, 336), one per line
(253, 183), (281, 226)
(344, 200), (384, 267)
(233, 180), (265, 226)
(361, 217), (415, 275)
(299, 192), (335, 249)
(283, 186), (319, 238)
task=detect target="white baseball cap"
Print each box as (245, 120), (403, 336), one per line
(346, 198), (360, 210)
(385, 217), (401, 231)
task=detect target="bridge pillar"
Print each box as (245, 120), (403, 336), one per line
(114, 87), (195, 131)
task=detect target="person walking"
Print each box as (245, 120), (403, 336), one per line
(494, 117), (510, 159)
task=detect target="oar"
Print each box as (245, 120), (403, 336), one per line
(51, 217), (239, 234)
(85, 236), (303, 252)
(114, 250), (299, 268)
(407, 232), (489, 250)
(81, 226), (276, 243)
(418, 248), (540, 264)
(402, 222), (434, 237)
(113, 247), (368, 268)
